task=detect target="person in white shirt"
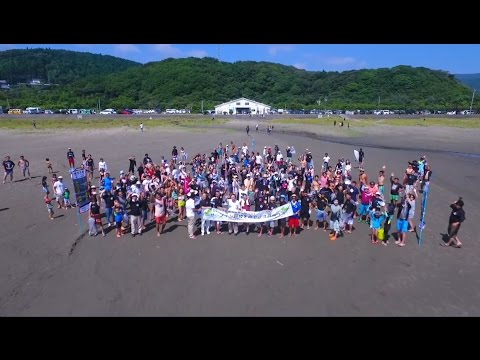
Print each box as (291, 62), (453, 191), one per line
(255, 153), (263, 165)
(98, 158), (107, 181)
(323, 153), (330, 172)
(53, 176), (66, 209)
(227, 193), (241, 235)
(185, 191), (198, 239)
(140, 123), (144, 132)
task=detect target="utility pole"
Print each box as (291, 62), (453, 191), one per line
(469, 89), (476, 113)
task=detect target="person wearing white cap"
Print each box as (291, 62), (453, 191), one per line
(185, 190), (198, 239)
(53, 175), (66, 209)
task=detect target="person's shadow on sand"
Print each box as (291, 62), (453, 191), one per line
(0, 207), (9, 212)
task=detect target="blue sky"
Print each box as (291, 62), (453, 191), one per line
(1, 44), (480, 74)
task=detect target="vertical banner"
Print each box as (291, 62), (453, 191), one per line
(70, 169), (90, 214)
(418, 184), (429, 245)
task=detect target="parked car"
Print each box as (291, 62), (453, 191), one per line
(99, 109), (116, 114)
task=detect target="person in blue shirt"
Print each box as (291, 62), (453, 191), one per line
(102, 172), (113, 192)
(369, 207), (386, 244)
(289, 194), (302, 237)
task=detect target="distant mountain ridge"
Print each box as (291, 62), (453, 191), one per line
(455, 73), (480, 91)
(0, 49), (477, 111)
(0, 49), (141, 85)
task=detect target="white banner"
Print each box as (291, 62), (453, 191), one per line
(202, 203), (294, 223)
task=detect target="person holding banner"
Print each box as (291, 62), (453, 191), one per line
(288, 194), (302, 237)
(186, 191), (198, 239)
(227, 193), (241, 235)
(199, 192), (211, 236)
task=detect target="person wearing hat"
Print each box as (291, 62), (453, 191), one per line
(288, 194), (302, 237)
(277, 195), (288, 237)
(185, 190), (199, 239)
(67, 148), (75, 169)
(226, 193), (241, 235)
(53, 175), (66, 209)
(443, 198), (466, 248)
(63, 186), (72, 209)
(128, 192), (142, 237)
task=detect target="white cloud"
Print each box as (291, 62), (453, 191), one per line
(324, 56), (356, 65)
(151, 44), (208, 59)
(293, 63), (307, 70)
(268, 45), (295, 56)
(113, 44), (141, 54)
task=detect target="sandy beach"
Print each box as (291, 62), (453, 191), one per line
(0, 120), (478, 316)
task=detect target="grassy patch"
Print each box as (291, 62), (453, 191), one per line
(0, 117), (227, 130)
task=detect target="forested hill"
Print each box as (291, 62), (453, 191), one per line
(0, 52), (475, 111)
(65, 57), (475, 110)
(0, 49), (141, 85)
(455, 73), (480, 91)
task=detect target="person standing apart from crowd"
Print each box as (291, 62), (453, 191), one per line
(246, 125), (250, 136)
(140, 122), (144, 132)
(443, 198), (466, 248)
(358, 148), (365, 168)
(46, 158), (53, 174)
(3, 156), (15, 184)
(186, 191), (198, 239)
(67, 148), (75, 168)
(256, 123), (259, 132)
(98, 158), (107, 182)
(17, 155), (31, 179)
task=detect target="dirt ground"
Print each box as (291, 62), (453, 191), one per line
(0, 121), (478, 316)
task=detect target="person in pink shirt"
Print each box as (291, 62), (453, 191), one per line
(358, 186), (374, 223)
(320, 171), (328, 188)
(367, 181), (379, 196)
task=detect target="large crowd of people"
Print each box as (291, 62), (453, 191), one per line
(2, 131), (466, 247)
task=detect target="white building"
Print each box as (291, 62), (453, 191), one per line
(214, 97), (271, 115)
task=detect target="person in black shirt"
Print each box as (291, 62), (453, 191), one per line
(420, 165), (432, 193)
(128, 156), (136, 175)
(210, 190), (224, 234)
(89, 198), (105, 237)
(315, 193), (329, 231)
(172, 146), (178, 163)
(102, 189), (115, 226)
(342, 193), (357, 234)
(358, 148), (365, 167)
(300, 191), (312, 229)
(86, 154), (95, 181)
(443, 198), (466, 248)
(128, 193), (142, 237)
(143, 153), (152, 165)
(3, 155), (15, 184)
(67, 148), (75, 168)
